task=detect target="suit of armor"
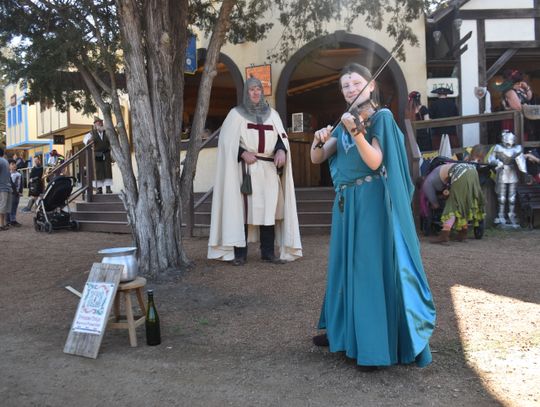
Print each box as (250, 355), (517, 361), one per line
(489, 130), (527, 226)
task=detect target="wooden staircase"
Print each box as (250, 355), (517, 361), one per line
(71, 188), (335, 235)
(72, 193), (131, 233)
(191, 187), (335, 237)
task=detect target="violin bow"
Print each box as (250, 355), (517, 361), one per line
(315, 42), (404, 148)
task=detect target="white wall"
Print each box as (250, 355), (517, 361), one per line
(485, 19), (535, 42)
(460, 20), (480, 147)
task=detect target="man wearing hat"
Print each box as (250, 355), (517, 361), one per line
(430, 87), (459, 150)
(83, 117), (113, 194)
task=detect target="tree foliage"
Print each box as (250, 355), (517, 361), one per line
(0, 0), (435, 277)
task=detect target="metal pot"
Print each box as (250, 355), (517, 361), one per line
(99, 247), (138, 282)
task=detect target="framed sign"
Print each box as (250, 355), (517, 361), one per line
(184, 35), (197, 75)
(427, 78), (460, 98)
(245, 64), (272, 96)
(72, 282), (116, 335)
(64, 263), (123, 359)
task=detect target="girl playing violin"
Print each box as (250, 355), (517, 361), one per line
(310, 63), (436, 370)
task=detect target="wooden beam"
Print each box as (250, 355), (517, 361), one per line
(412, 111), (518, 130)
(317, 48), (363, 57)
(287, 74), (340, 96)
(486, 49), (519, 80)
(459, 9), (540, 19)
(486, 41), (540, 49)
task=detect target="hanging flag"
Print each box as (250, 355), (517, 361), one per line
(185, 35), (197, 75)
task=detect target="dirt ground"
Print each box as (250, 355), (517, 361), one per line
(1, 210), (539, 407)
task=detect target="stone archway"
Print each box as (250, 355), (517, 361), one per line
(276, 30), (408, 127)
(183, 49), (244, 129)
(275, 31), (409, 187)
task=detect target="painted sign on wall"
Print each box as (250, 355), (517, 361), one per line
(427, 78), (460, 98)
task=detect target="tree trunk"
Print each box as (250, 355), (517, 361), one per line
(115, 0), (191, 277)
(180, 0), (236, 206)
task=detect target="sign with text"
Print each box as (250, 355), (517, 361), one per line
(245, 64), (272, 96)
(72, 282), (116, 335)
(427, 77), (460, 98)
(64, 263), (123, 359)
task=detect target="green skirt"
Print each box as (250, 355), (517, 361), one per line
(441, 167), (485, 229)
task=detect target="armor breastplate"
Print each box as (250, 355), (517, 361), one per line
(491, 144), (523, 184)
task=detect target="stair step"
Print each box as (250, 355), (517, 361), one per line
(89, 193), (123, 203)
(76, 202), (126, 211)
(72, 211), (128, 222)
(77, 220), (131, 234)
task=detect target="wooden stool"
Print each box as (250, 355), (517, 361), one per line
(108, 277), (147, 347)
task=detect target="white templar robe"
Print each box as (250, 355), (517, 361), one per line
(207, 107), (302, 262)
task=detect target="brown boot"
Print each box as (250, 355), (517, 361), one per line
(456, 228), (468, 242)
(430, 229), (450, 244)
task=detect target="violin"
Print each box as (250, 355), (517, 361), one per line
(314, 100), (377, 148)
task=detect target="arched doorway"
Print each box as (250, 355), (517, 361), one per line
(276, 31), (408, 187)
(183, 50), (243, 134)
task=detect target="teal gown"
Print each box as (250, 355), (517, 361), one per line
(318, 108), (436, 367)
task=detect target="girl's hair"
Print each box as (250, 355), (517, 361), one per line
(339, 62), (378, 105)
(339, 63), (373, 82)
(503, 69), (524, 83)
(405, 91), (423, 120)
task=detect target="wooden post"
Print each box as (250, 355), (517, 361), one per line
(85, 145), (94, 202)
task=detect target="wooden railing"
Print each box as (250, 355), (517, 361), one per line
(404, 110), (524, 182)
(185, 127), (220, 236)
(42, 141), (95, 203)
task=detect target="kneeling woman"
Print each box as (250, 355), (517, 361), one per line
(310, 63), (436, 369)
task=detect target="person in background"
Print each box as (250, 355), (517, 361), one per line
(310, 63), (435, 369)
(498, 69), (534, 140)
(47, 149), (65, 167)
(13, 151), (26, 170)
(83, 117), (114, 194)
(0, 148), (12, 231)
(406, 91), (431, 151)
(422, 156), (485, 243)
(7, 159), (22, 227)
(429, 87), (459, 149)
(524, 148), (540, 184)
(208, 77), (302, 266)
(20, 155), (44, 213)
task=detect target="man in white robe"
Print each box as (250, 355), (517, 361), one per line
(208, 77), (302, 265)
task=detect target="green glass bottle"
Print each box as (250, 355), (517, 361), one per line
(145, 289), (161, 346)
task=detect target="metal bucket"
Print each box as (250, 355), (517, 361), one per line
(99, 247), (138, 282)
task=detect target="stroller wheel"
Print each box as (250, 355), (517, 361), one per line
(33, 218), (40, 232)
(45, 222), (53, 234)
(70, 220), (80, 231)
(474, 220), (485, 239)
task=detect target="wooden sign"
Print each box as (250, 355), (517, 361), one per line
(64, 263), (124, 359)
(245, 64), (272, 96)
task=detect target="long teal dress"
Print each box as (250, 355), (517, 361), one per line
(318, 108), (436, 367)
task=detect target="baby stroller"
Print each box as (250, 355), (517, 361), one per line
(34, 176), (79, 233)
(418, 157), (493, 239)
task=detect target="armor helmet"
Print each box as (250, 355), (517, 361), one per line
(501, 130), (516, 148)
